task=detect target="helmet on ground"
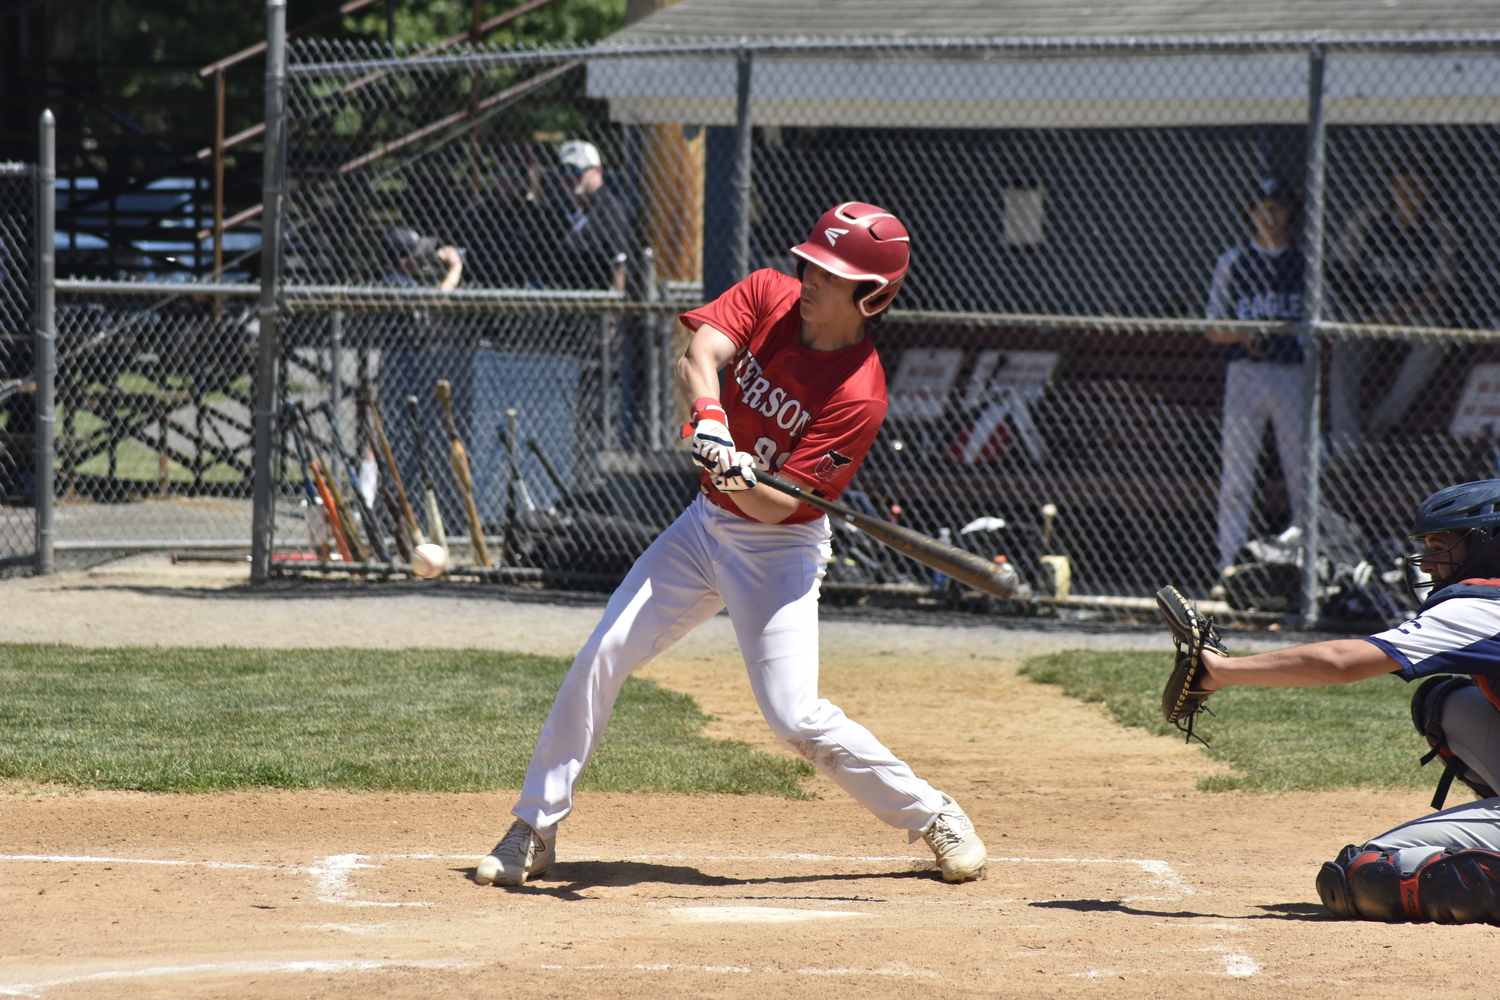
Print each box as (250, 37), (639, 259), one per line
(790, 202), (910, 317)
(1408, 479), (1500, 592)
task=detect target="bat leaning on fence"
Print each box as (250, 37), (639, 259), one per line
(294, 402), (362, 562)
(434, 379), (491, 568)
(318, 400), (392, 565)
(755, 472), (1020, 600)
(358, 394), (416, 563)
(406, 395), (448, 554)
(284, 402), (337, 561)
(363, 389), (425, 546)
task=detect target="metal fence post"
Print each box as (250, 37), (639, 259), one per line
(1298, 41), (1328, 630)
(34, 110), (55, 576)
(599, 313), (614, 448)
(329, 309), (343, 434)
(641, 246), (662, 451)
(250, 0), (288, 584)
(730, 42), (754, 283)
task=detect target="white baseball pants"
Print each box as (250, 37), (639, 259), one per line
(1216, 359), (1305, 569)
(511, 493), (948, 841)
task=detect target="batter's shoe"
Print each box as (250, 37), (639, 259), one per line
(475, 819), (555, 886)
(923, 792), (987, 882)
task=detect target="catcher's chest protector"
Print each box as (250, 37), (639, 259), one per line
(1410, 675), (1499, 810)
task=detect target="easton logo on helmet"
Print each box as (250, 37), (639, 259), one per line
(824, 227), (849, 246)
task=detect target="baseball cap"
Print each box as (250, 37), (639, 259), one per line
(1252, 176), (1298, 206)
(558, 140), (602, 172)
(383, 227), (436, 261)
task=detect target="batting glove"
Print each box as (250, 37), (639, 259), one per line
(688, 398), (735, 477)
(711, 452), (759, 492)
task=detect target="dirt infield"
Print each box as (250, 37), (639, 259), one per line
(1, 557), (1488, 999)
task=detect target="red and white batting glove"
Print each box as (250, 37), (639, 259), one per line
(687, 397), (735, 477)
(711, 451), (759, 492)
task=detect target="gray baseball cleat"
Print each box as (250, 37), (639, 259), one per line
(923, 792), (987, 882)
(475, 819), (556, 886)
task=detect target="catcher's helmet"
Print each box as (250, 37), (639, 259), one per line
(790, 202), (910, 317)
(1409, 479), (1500, 590)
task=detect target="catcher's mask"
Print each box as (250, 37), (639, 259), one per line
(1404, 479), (1500, 600)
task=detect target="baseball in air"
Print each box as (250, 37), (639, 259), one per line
(411, 543), (448, 579)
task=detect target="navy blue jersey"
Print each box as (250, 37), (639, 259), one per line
(1206, 243), (1305, 363)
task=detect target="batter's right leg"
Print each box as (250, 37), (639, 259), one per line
(477, 500), (725, 886)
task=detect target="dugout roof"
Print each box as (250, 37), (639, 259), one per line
(588, 0), (1500, 127)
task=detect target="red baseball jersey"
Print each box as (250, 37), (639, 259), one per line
(680, 268), (888, 524)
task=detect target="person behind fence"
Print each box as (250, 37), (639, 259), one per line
(1181, 478), (1500, 924)
(455, 144), (539, 288)
(534, 139), (630, 292)
(382, 227), (464, 292)
(472, 201), (989, 889)
(1204, 177), (1305, 576)
(1327, 158), (1458, 457)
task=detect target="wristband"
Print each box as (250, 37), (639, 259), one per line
(692, 397), (728, 424)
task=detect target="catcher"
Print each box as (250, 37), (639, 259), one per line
(1157, 479), (1500, 925)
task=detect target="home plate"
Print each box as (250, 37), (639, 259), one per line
(670, 906), (871, 923)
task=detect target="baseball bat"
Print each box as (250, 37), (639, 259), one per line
(526, 437), (569, 496)
(363, 389), (424, 546)
(295, 402), (365, 562)
(284, 402), (335, 560)
(309, 458), (354, 562)
(320, 400), (392, 564)
(406, 394), (448, 554)
(434, 379), (491, 567)
(357, 395), (416, 563)
(499, 409), (520, 563)
(756, 472), (1019, 600)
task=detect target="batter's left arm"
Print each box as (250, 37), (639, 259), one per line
(675, 324), (803, 524)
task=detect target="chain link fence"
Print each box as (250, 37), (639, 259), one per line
(259, 36), (1500, 623)
(1, 162), (35, 570)
(41, 283), (262, 553)
(26, 33), (1500, 627)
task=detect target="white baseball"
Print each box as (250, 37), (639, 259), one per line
(411, 542), (448, 579)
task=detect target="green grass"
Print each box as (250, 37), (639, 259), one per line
(1020, 650), (1430, 793)
(0, 645), (814, 796)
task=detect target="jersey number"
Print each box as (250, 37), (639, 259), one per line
(752, 436), (791, 472)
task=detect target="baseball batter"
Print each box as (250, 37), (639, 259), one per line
(1169, 479), (1500, 924)
(475, 202), (987, 887)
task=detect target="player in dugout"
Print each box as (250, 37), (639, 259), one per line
(1176, 479), (1500, 924)
(474, 202), (989, 887)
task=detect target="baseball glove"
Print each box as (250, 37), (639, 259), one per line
(1155, 586), (1227, 744)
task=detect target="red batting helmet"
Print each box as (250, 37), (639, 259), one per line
(790, 202), (910, 317)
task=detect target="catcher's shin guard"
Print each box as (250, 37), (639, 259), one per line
(1410, 675), (1499, 810)
(1419, 850), (1500, 924)
(1316, 845), (1442, 922)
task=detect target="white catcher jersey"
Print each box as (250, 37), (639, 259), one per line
(1365, 593), (1500, 680)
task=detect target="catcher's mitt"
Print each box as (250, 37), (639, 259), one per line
(1155, 586), (1227, 743)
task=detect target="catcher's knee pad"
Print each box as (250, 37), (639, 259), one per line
(1411, 675), (1498, 809)
(1418, 850), (1500, 925)
(1316, 845), (1442, 922)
